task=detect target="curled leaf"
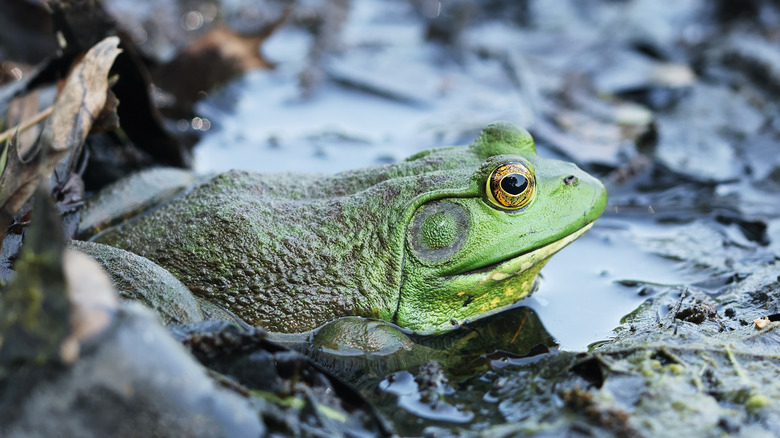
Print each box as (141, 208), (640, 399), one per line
(44, 36), (122, 151)
(0, 36), (122, 249)
(754, 317), (771, 329)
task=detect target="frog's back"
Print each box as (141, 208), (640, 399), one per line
(95, 167), (429, 332)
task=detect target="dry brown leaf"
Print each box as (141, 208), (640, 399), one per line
(153, 7), (290, 113)
(754, 317), (771, 329)
(45, 36), (122, 152)
(0, 105), (53, 147)
(153, 26), (272, 107)
(89, 88), (121, 134)
(5, 89), (43, 156)
(0, 36), (122, 246)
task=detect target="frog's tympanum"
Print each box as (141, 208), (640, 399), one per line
(88, 122), (607, 333)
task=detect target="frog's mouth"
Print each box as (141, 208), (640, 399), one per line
(449, 222), (594, 278)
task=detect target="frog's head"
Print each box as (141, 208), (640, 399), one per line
(394, 122), (607, 333)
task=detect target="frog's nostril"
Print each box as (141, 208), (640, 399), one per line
(563, 175), (578, 186)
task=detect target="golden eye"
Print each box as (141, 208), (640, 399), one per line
(486, 162), (535, 210)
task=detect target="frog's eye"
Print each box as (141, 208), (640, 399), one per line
(486, 162), (535, 210)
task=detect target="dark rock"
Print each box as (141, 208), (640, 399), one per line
(2, 306), (265, 438)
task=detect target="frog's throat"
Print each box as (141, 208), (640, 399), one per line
(448, 222), (594, 278)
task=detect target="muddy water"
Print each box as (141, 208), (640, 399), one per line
(528, 219), (700, 350)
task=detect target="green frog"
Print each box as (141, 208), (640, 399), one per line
(80, 122), (607, 334)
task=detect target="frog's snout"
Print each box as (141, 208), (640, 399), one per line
(556, 163), (608, 221)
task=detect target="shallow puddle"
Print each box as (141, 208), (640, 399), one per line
(528, 218), (702, 350)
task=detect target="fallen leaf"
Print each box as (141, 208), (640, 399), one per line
(0, 36), (121, 252)
(49, 0), (190, 167)
(4, 89), (44, 155)
(153, 23), (285, 114)
(44, 36), (122, 152)
(754, 317), (771, 329)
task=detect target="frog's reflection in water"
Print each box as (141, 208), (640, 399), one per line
(274, 305), (557, 384)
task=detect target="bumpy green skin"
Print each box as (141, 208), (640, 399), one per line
(78, 168), (194, 239)
(93, 122), (607, 333)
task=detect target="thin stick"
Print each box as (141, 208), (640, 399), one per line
(0, 106), (54, 144)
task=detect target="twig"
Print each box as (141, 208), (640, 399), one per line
(0, 106), (54, 144)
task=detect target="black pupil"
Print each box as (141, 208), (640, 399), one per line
(501, 174), (528, 195)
